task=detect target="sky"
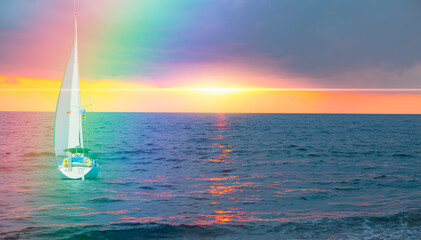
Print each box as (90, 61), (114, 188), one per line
(1, 0), (421, 113)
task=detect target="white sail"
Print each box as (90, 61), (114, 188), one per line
(54, 16), (83, 156)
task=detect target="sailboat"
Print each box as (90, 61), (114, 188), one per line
(54, 14), (99, 180)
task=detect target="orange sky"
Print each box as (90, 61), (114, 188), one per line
(1, 76), (421, 114)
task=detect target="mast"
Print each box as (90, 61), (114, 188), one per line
(67, 13), (82, 149)
(75, 14), (84, 148)
(74, 0), (83, 148)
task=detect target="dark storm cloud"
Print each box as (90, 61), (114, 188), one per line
(172, 0), (421, 79)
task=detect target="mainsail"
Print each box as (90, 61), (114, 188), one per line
(54, 16), (83, 156)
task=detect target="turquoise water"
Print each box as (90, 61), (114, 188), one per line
(1, 112), (421, 239)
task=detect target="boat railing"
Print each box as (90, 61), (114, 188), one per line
(61, 156), (97, 168)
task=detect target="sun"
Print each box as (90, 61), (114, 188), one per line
(188, 87), (250, 93)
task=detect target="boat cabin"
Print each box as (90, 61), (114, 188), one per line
(62, 147), (95, 167)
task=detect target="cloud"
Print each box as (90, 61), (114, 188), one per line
(177, 0), (421, 77)
(1, 0), (421, 88)
(0, 76), (20, 84)
(116, 0), (421, 87)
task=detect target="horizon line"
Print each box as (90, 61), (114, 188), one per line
(1, 110), (420, 115)
(2, 88), (421, 92)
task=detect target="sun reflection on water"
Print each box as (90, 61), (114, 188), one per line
(196, 208), (249, 225)
(192, 114), (248, 224)
(208, 113), (234, 163)
(204, 114), (242, 199)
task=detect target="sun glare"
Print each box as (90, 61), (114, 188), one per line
(188, 88), (250, 93)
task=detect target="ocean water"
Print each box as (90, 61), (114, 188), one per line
(1, 112), (421, 239)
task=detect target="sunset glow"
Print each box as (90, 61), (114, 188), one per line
(1, 75), (421, 113)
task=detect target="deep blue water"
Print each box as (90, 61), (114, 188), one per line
(1, 112), (421, 239)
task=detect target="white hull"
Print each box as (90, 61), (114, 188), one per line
(58, 165), (99, 180)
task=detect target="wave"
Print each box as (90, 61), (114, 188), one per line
(21, 152), (55, 158)
(88, 197), (123, 203)
(2, 209), (421, 239)
(270, 209), (421, 239)
(1, 223), (234, 240)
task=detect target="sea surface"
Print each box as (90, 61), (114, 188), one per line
(0, 112), (421, 239)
